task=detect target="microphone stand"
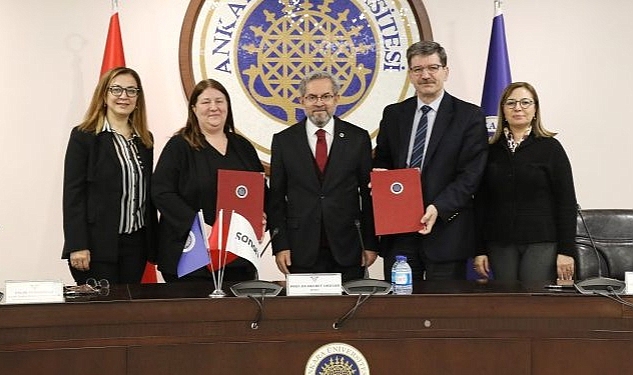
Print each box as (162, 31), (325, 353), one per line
(231, 228), (282, 329)
(342, 220), (392, 295)
(332, 220), (393, 329)
(354, 219), (369, 279)
(574, 205), (625, 295)
(258, 227), (279, 258)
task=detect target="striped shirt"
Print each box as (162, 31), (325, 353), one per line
(102, 120), (146, 234)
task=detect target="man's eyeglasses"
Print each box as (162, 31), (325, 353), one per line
(304, 93), (336, 104)
(410, 64), (444, 75)
(504, 98), (535, 109)
(108, 85), (141, 98)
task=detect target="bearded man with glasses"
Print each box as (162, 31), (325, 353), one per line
(268, 71), (378, 282)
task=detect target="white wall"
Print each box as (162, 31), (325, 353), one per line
(1, 0), (632, 286)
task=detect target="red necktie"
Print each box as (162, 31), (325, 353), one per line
(315, 129), (328, 173)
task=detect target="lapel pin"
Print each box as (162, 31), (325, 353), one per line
(339, 132), (345, 138)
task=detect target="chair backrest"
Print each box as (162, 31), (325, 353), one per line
(574, 209), (633, 280)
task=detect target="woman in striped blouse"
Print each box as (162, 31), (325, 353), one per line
(62, 67), (157, 285)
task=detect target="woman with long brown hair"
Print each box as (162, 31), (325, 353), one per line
(62, 67), (157, 285)
(152, 78), (265, 282)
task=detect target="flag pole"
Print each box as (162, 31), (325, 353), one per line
(218, 210), (225, 287)
(205, 228), (219, 288)
(494, 0), (503, 16)
(467, 0), (512, 281)
(209, 209), (226, 298)
(218, 211), (234, 290)
(201, 211), (219, 288)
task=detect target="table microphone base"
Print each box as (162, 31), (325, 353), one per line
(342, 278), (392, 295)
(574, 277), (625, 295)
(230, 280), (283, 297)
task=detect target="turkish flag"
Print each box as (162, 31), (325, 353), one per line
(100, 7), (126, 76)
(99, 3), (156, 283)
(207, 210), (238, 273)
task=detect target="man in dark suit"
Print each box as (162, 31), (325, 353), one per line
(373, 41), (488, 281)
(268, 71), (378, 282)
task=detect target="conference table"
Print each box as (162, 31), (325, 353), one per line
(1, 280), (633, 375)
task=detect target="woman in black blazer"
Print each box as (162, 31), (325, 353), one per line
(473, 82), (577, 282)
(152, 79), (265, 282)
(62, 67), (157, 285)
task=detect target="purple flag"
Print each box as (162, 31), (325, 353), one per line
(481, 0), (512, 137)
(468, 1), (512, 281)
(177, 211), (210, 277)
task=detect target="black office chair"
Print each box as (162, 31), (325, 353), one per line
(573, 209), (633, 280)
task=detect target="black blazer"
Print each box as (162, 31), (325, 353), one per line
(373, 93), (488, 262)
(475, 134), (577, 255)
(152, 132), (265, 276)
(268, 117), (378, 268)
(62, 127), (157, 262)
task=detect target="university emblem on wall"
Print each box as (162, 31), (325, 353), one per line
(304, 342), (370, 375)
(180, 0), (432, 165)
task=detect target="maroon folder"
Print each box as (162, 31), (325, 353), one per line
(216, 169), (265, 238)
(370, 168), (425, 235)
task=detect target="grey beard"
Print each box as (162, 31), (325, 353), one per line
(308, 113), (331, 128)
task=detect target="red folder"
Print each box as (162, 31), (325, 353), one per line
(371, 168), (425, 235)
(216, 169), (265, 238)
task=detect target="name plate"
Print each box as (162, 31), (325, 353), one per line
(626, 272), (633, 295)
(286, 273), (342, 296)
(4, 280), (64, 304)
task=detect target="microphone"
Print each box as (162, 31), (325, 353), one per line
(354, 219), (370, 279)
(354, 219), (366, 253)
(342, 219), (392, 295)
(574, 205), (625, 295)
(258, 227), (279, 257)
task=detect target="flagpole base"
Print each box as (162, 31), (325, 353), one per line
(209, 289), (226, 298)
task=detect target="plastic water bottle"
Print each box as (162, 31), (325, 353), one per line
(391, 255), (413, 295)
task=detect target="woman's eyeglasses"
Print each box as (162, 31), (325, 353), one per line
(504, 98), (535, 109)
(108, 85), (141, 98)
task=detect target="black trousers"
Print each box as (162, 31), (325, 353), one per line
(289, 230), (365, 283)
(69, 228), (147, 285)
(382, 233), (466, 282)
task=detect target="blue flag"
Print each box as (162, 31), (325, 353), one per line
(481, 0), (512, 137)
(177, 211), (210, 277)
